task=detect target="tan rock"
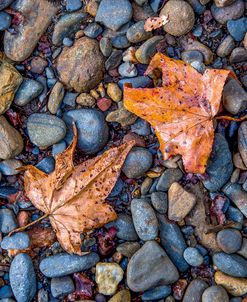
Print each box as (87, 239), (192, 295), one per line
(4, 0), (59, 62)
(86, 0), (99, 17)
(233, 153), (247, 170)
(106, 105), (137, 127)
(244, 33), (247, 50)
(96, 262), (124, 295)
(109, 290), (131, 302)
(0, 116), (23, 159)
(168, 182), (196, 221)
(48, 82), (65, 114)
(76, 93), (96, 107)
(56, 37), (104, 93)
(0, 59), (22, 115)
(214, 0), (235, 7)
(215, 271), (247, 296)
(107, 83), (122, 102)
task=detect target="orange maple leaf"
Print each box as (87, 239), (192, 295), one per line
(10, 127), (134, 255)
(124, 53), (238, 174)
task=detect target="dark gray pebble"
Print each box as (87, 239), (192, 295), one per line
(156, 168), (183, 192)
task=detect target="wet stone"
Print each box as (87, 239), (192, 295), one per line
(0, 209), (18, 233)
(230, 47), (247, 64)
(181, 50), (204, 64)
(216, 35), (235, 58)
(14, 79), (43, 106)
(36, 157), (55, 174)
(66, 0), (82, 11)
(105, 50), (123, 70)
(227, 17), (247, 42)
(118, 76), (152, 89)
(111, 35), (130, 49)
(118, 62), (138, 78)
(116, 242), (141, 258)
(135, 36), (164, 64)
(51, 277), (75, 298)
(215, 271), (247, 297)
(156, 168), (183, 191)
(100, 37), (113, 57)
(84, 23), (103, 39)
(131, 118), (151, 136)
(1, 232), (30, 250)
(48, 82), (65, 114)
(52, 141), (67, 157)
(0, 159), (22, 176)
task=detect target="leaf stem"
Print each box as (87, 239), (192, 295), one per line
(8, 212), (50, 236)
(215, 114), (247, 122)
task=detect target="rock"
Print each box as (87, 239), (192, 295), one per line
(4, 0), (59, 62)
(122, 147), (153, 178)
(63, 37), (73, 47)
(1, 232), (30, 250)
(107, 83), (122, 102)
(238, 238), (247, 258)
(203, 134), (233, 192)
(118, 62), (137, 78)
(76, 93), (96, 107)
(96, 263), (124, 295)
(66, 0), (82, 11)
(158, 214), (189, 272)
(52, 12), (87, 45)
(0, 59), (23, 114)
(217, 35), (235, 58)
(216, 229), (242, 254)
(100, 37), (113, 57)
(223, 183), (247, 218)
(238, 122), (247, 166)
(40, 253), (99, 278)
(211, 0), (244, 24)
(182, 39), (213, 64)
(9, 253), (36, 302)
(116, 242), (140, 258)
(36, 156), (55, 174)
(51, 277), (75, 298)
(0, 209), (18, 233)
(230, 47), (247, 64)
(111, 214), (138, 241)
(0, 0), (14, 10)
(62, 92), (78, 107)
(30, 56), (48, 74)
(151, 191), (168, 214)
(56, 37), (104, 93)
(131, 119), (151, 136)
(160, 0), (195, 36)
(131, 198), (158, 240)
(52, 141), (67, 156)
(0, 159), (22, 175)
(0, 116), (24, 160)
(27, 114), (66, 148)
(105, 50), (123, 70)
(63, 109), (109, 154)
(156, 168), (183, 191)
(142, 285), (171, 301)
(181, 50), (204, 64)
(48, 82), (65, 114)
(0, 286), (13, 299)
(183, 247), (204, 267)
(14, 79), (43, 106)
(223, 79), (247, 114)
(227, 17), (247, 42)
(132, 2), (155, 21)
(215, 271), (247, 296)
(213, 252), (247, 277)
(202, 286), (229, 302)
(168, 182), (196, 221)
(112, 35), (130, 49)
(127, 241), (179, 292)
(126, 20), (152, 43)
(84, 23), (103, 39)
(187, 0), (205, 14)
(108, 290), (131, 302)
(118, 76), (152, 89)
(135, 36), (164, 64)
(183, 279), (208, 302)
(95, 0), (132, 31)
(214, 0), (235, 6)
(0, 12), (11, 30)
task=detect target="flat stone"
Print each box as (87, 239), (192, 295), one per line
(1, 232), (30, 250)
(216, 229), (242, 254)
(4, 0), (59, 61)
(127, 241), (179, 292)
(227, 17), (247, 42)
(183, 279), (208, 302)
(202, 285), (229, 302)
(39, 252), (99, 278)
(106, 106), (137, 127)
(0, 208), (18, 233)
(14, 78), (43, 106)
(156, 168), (183, 191)
(142, 285), (171, 301)
(215, 271), (247, 296)
(50, 276), (75, 298)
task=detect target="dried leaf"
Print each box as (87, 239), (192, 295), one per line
(144, 16), (169, 32)
(12, 127), (134, 255)
(67, 273), (94, 301)
(124, 53), (235, 173)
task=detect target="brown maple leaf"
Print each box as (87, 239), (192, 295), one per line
(124, 53), (245, 174)
(10, 127), (134, 255)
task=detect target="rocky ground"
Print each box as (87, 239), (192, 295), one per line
(0, 0), (247, 301)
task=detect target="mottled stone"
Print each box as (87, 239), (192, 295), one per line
(0, 208), (18, 233)
(215, 271), (247, 296)
(48, 82), (65, 114)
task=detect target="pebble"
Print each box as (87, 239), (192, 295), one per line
(183, 279), (208, 302)
(168, 182), (196, 221)
(4, 0), (59, 61)
(227, 17), (247, 41)
(158, 214), (189, 272)
(203, 134), (233, 192)
(142, 285), (171, 301)
(238, 238), (247, 258)
(230, 47), (247, 64)
(110, 214), (138, 241)
(223, 183), (247, 218)
(62, 37), (73, 47)
(84, 23), (103, 38)
(36, 157), (55, 174)
(66, 0), (82, 11)
(151, 191), (168, 213)
(107, 83), (122, 102)
(202, 286), (229, 302)
(118, 76), (152, 89)
(214, 0), (235, 7)
(181, 50), (204, 64)
(183, 247), (204, 267)
(108, 290), (131, 302)
(126, 20), (152, 43)
(48, 82), (65, 114)
(40, 252), (99, 278)
(0, 286), (13, 299)
(27, 114), (66, 148)
(131, 119), (151, 136)
(50, 277), (75, 298)
(211, 0), (244, 24)
(63, 92), (78, 107)
(182, 39), (213, 64)
(106, 106), (137, 127)
(0, 0), (14, 10)
(95, 0), (132, 31)
(1, 232), (30, 250)
(216, 229), (242, 254)
(131, 198), (158, 240)
(187, 0), (205, 14)
(135, 36), (164, 64)
(0, 209), (18, 233)
(0, 12), (11, 31)
(100, 37), (113, 57)
(96, 263), (124, 295)
(111, 35), (130, 49)
(226, 206), (244, 226)
(122, 147), (153, 178)
(116, 242), (140, 258)
(217, 35), (235, 58)
(118, 62), (138, 77)
(156, 168), (183, 191)
(14, 78), (43, 106)
(132, 2), (155, 21)
(52, 141), (67, 156)
(127, 241), (179, 292)
(63, 109), (109, 154)
(0, 159), (22, 176)
(76, 93), (96, 107)
(215, 271), (247, 296)
(105, 50), (123, 70)
(56, 37), (104, 92)
(30, 56), (48, 74)
(0, 116), (24, 159)
(213, 252), (247, 277)
(9, 253), (36, 302)
(160, 0), (195, 36)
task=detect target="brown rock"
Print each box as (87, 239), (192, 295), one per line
(4, 0), (59, 62)
(233, 153), (247, 170)
(215, 271), (247, 296)
(117, 242), (141, 258)
(244, 33), (247, 49)
(168, 182), (196, 221)
(132, 2), (155, 21)
(86, 0), (99, 17)
(30, 57), (48, 74)
(48, 82), (65, 114)
(0, 116), (23, 159)
(109, 290), (131, 302)
(0, 59), (23, 115)
(107, 83), (122, 102)
(216, 35), (235, 58)
(56, 37), (105, 93)
(76, 93), (96, 107)
(214, 0), (235, 7)
(106, 105), (137, 127)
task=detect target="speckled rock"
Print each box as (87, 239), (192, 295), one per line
(48, 82), (65, 114)
(215, 271), (247, 296)
(202, 286), (229, 302)
(107, 83), (122, 102)
(76, 93), (96, 107)
(56, 37), (104, 93)
(183, 247), (204, 267)
(14, 78), (43, 106)
(183, 279), (208, 302)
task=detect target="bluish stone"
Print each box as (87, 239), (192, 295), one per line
(111, 35), (130, 49)
(52, 141), (67, 156)
(62, 92), (78, 107)
(0, 12), (11, 31)
(1, 232), (30, 250)
(0, 0), (14, 10)
(227, 17), (247, 42)
(0, 186), (17, 199)
(50, 276), (75, 298)
(192, 25), (203, 37)
(0, 159), (22, 176)
(62, 37), (74, 47)
(118, 76), (152, 89)
(131, 118), (151, 136)
(156, 168), (183, 191)
(66, 0), (82, 11)
(142, 285), (171, 301)
(226, 206), (243, 226)
(14, 78), (43, 106)
(109, 178), (124, 198)
(0, 286), (13, 299)
(0, 209), (18, 234)
(36, 156), (55, 174)
(109, 214), (138, 241)
(188, 0), (205, 14)
(183, 247), (204, 267)
(84, 23), (103, 38)
(150, 0), (162, 12)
